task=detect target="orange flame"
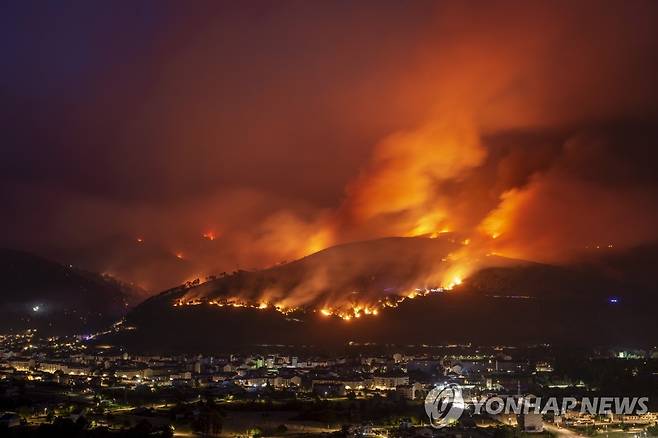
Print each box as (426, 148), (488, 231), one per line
(202, 231), (217, 241)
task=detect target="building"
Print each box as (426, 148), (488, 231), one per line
(518, 412), (543, 432)
(371, 373), (409, 390)
(8, 358), (34, 371)
(518, 396), (543, 433)
(396, 383), (424, 400)
(40, 361), (69, 374)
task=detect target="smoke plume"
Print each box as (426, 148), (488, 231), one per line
(2, 1), (658, 293)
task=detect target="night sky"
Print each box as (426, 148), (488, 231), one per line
(2, 1), (658, 292)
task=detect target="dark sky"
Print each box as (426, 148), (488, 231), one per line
(2, 1), (658, 292)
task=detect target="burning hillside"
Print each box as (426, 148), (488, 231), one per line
(154, 236), (516, 320)
(105, 238), (658, 352)
(7, 2), (658, 293)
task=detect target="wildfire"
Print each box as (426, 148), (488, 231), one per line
(202, 231), (217, 241)
(445, 275), (462, 290)
(171, 253), (473, 321)
(173, 278), (468, 320)
(406, 211), (450, 238)
(174, 297), (303, 316)
(175, 289), (424, 319)
(315, 303), (385, 321)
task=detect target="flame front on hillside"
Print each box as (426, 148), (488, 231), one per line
(167, 231), (503, 323)
(172, 282), (463, 321)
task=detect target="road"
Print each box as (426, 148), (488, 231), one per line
(544, 423), (587, 438)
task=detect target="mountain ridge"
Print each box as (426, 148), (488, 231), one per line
(0, 248), (141, 335)
(102, 236), (657, 351)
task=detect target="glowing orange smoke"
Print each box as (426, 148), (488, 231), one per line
(344, 116), (485, 226)
(479, 188), (523, 242)
(304, 229), (332, 255)
(202, 231), (217, 241)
